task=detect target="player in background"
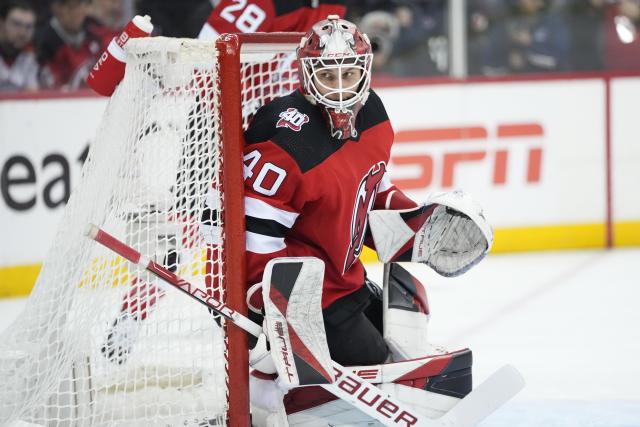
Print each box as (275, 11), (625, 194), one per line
(36, 0), (115, 89)
(198, 0), (347, 40)
(0, 0), (39, 91)
(198, 0), (348, 103)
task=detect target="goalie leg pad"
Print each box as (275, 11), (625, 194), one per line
(250, 371), (289, 427)
(383, 263), (449, 361)
(262, 257), (335, 388)
(249, 333), (277, 375)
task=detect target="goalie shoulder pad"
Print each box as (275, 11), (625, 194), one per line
(369, 190), (493, 277)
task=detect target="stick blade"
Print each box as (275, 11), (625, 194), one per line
(437, 364), (525, 427)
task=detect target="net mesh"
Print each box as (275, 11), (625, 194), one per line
(0, 36), (299, 427)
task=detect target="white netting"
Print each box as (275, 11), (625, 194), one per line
(0, 36), (299, 427)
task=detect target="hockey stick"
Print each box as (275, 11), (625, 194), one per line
(437, 364), (524, 427)
(85, 224), (522, 427)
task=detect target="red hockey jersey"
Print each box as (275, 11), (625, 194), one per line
(237, 89), (416, 308)
(36, 18), (115, 89)
(198, 0), (347, 40)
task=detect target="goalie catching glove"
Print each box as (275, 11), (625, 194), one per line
(368, 190), (493, 277)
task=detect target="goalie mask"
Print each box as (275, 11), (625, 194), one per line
(297, 15), (373, 140)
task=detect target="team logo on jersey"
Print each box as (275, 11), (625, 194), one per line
(343, 162), (386, 273)
(276, 108), (309, 132)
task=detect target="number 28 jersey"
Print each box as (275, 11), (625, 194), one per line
(198, 0), (347, 40)
(238, 89), (416, 309)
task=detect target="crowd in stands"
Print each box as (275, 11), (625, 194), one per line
(468, 0), (640, 75)
(2, 0), (640, 92)
(354, 0), (640, 77)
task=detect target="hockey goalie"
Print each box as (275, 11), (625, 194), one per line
(198, 15), (523, 426)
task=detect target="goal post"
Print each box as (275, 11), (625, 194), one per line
(0, 33), (303, 427)
(217, 33), (250, 427)
(217, 32), (304, 425)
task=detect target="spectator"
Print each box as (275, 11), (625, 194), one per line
(36, 0), (115, 90)
(88, 0), (128, 31)
(467, 0), (508, 75)
(564, 0), (606, 71)
(358, 1), (445, 77)
(345, 0), (393, 21)
(392, 1), (446, 76)
(0, 0), (38, 91)
(358, 10), (400, 72)
(135, 0), (212, 38)
(483, 0), (569, 75)
(33, 0), (50, 29)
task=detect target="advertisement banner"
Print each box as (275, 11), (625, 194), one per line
(610, 77), (640, 246)
(378, 79), (607, 228)
(2, 76), (640, 295)
(1, 97), (108, 266)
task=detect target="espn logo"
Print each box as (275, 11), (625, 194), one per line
(391, 123), (544, 190)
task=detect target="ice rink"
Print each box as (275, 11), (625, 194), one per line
(2, 248), (639, 426)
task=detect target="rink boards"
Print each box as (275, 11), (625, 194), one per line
(2, 75), (640, 296)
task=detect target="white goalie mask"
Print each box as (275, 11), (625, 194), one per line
(297, 15), (373, 140)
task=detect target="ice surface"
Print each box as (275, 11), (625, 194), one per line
(3, 248), (639, 426)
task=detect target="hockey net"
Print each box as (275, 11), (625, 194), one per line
(0, 34), (301, 427)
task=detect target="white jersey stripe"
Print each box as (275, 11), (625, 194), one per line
(246, 231), (286, 254)
(245, 197), (299, 228)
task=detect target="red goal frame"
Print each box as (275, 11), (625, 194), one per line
(216, 32), (303, 426)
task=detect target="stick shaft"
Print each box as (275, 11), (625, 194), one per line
(86, 223), (262, 336)
(85, 223), (436, 426)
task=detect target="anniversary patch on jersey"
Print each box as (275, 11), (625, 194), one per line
(343, 161), (386, 273)
(276, 107), (310, 132)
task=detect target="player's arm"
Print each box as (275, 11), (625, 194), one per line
(373, 171), (418, 211)
(362, 171), (417, 250)
(198, 0), (275, 40)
